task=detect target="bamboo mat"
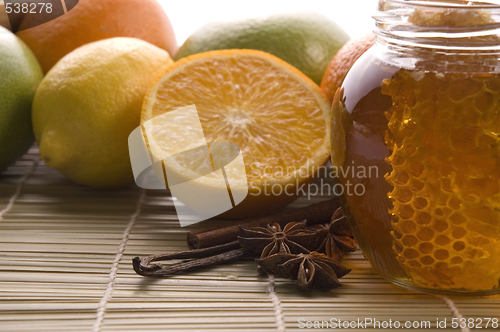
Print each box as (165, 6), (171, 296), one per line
(0, 147), (498, 332)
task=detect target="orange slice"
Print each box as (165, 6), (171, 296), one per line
(141, 49), (331, 218)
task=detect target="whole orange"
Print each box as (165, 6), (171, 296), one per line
(320, 33), (375, 102)
(16, 0), (177, 74)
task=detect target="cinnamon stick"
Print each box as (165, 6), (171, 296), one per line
(187, 198), (341, 249)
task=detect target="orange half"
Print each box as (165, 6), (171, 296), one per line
(141, 49), (331, 218)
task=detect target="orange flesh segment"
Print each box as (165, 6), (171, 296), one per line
(144, 51), (330, 183)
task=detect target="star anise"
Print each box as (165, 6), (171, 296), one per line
(238, 220), (318, 259)
(257, 252), (352, 290)
(310, 208), (357, 261)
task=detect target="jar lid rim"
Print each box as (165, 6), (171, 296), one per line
(387, 0), (500, 9)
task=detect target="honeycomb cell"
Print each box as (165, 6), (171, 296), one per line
(433, 220), (449, 232)
(409, 179), (425, 192)
(399, 204), (415, 219)
(415, 212), (432, 225)
(413, 197), (428, 210)
(402, 235), (418, 247)
(453, 241), (466, 251)
(394, 187), (413, 203)
(400, 220), (417, 233)
(434, 249), (450, 260)
(435, 208), (443, 216)
(420, 255), (435, 265)
(452, 227), (467, 239)
(416, 228), (434, 241)
(450, 256), (464, 265)
(435, 235), (451, 246)
(418, 242), (434, 254)
(403, 248), (420, 260)
(393, 171), (410, 185)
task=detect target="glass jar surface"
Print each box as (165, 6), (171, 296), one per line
(332, 0), (500, 295)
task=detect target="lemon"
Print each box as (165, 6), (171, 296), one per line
(142, 49), (331, 218)
(32, 37), (173, 188)
(175, 12), (350, 85)
(0, 26), (43, 171)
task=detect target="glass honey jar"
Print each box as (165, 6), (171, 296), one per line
(332, 0), (500, 294)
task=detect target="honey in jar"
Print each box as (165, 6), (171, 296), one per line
(332, 0), (500, 294)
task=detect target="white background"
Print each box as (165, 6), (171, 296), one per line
(159, 0), (377, 47)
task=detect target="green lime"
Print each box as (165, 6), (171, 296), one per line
(0, 26), (43, 171)
(175, 12), (350, 85)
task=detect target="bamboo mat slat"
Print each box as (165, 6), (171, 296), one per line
(0, 147), (498, 332)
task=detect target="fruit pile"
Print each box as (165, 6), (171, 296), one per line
(0, 0), (350, 218)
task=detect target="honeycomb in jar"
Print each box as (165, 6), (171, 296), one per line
(382, 70), (500, 291)
(409, 7), (493, 28)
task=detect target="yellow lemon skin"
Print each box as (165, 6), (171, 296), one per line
(32, 37), (173, 188)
